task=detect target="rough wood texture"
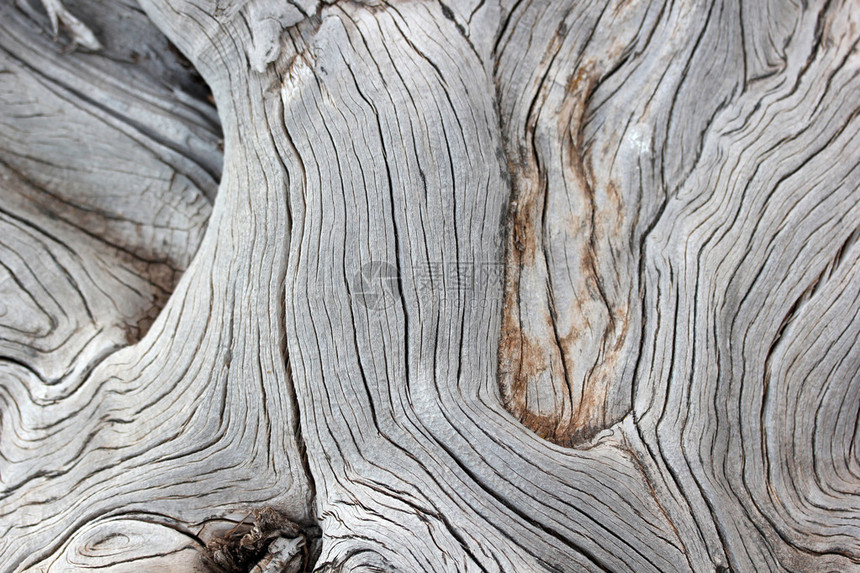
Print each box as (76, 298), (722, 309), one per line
(1, 0), (858, 571)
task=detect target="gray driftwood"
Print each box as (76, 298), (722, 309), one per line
(1, 0), (859, 571)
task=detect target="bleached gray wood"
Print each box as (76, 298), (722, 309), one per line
(0, 0), (858, 571)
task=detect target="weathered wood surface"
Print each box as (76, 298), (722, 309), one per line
(0, 0), (858, 571)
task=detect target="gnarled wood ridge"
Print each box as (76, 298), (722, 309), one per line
(1, 0), (858, 571)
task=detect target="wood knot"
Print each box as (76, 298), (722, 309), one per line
(202, 507), (321, 573)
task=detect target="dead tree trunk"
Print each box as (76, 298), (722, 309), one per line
(1, 0), (858, 571)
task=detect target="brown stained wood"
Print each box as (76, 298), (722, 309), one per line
(495, 0), (665, 445)
(0, 0), (858, 572)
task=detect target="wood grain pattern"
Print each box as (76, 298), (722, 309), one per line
(0, 0), (857, 571)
